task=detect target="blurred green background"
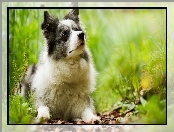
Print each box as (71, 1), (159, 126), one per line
(8, 7), (166, 124)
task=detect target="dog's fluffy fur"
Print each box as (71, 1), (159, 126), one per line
(20, 4), (100, 123)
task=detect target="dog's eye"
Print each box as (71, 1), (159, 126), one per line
(73, 27), (79, 31)
(62, 31), (67, 37)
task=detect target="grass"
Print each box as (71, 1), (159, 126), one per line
(9, 94), (36, 124)
(7, 7), (166, 124)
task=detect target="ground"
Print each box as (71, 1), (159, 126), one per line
(38, 101), (140, 124)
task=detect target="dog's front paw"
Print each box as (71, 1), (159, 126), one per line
(86, 114), (101, 124)
(82, 108), (101, 124)
(36, 106), (50, 122)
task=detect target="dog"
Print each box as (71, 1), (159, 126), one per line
(20, 2), (100, 123)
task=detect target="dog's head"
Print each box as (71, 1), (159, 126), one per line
(41, 6), (86, 60)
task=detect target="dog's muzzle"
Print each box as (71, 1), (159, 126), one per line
(68, 32), (86, 54)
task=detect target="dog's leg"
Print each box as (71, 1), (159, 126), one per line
(36, 105), (50, 121)
(81, 107), (100, 123)
(19, 64), (36, 98)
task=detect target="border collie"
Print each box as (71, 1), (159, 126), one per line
(20, 2), (100, 123)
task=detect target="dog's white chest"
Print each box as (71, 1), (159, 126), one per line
(51, 58), (89, 83)
(33, 57), (89, 92)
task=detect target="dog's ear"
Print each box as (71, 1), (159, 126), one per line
(44, 11), (52, 22)
(69, 2), (79, 16)
(64, 2), (79, 23)
(41, 11), (59, 32)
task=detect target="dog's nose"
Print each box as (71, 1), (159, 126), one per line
(78, 32), (85, 40)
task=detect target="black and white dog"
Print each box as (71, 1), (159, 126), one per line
(20, 2), (100, 123)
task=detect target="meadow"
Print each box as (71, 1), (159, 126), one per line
(8, 6), (166, 124)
